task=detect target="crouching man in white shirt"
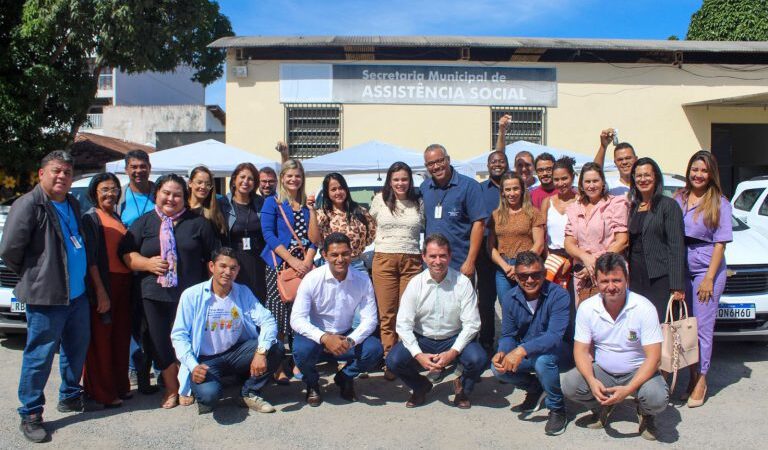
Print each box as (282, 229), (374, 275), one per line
(562, 252), (669, 441)
(386, 233), (487, 410)
(171, 247), (283, 415)
(290, 233), (383, 407)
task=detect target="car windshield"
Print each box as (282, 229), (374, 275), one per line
(69, 187), (93, 212)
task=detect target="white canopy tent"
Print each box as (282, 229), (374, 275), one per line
(105, 139), (281, 176)
(461, 140), (615, 176)
(301, 140), (427, 176)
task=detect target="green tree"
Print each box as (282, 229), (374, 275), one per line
(0, 0), (232, 181)
(687, 0), (768, 41)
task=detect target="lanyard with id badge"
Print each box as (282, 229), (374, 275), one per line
(54, 201), (83, 250)
(235, 202), (254, 250)
(434, 189), (450, 220)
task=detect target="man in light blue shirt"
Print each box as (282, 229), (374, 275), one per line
(172, 247), (282, 415)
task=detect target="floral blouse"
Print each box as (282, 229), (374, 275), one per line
(317, 207), (377, 258)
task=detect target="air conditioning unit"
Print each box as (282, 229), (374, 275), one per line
(234, 65), (248, 78)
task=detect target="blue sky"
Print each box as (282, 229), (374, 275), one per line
(205, 0), (704, 108)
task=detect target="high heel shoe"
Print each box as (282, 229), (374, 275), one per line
(687, 384), (707, 408)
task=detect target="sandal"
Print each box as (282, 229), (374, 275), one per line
(161, 393), (179, 409)
(179, 395), (195, 406)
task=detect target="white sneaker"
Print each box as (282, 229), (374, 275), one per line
(242, 393), (276, 413)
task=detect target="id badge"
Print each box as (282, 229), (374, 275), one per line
(434, 204), (442, 219)
(242, 237), (251, 250)
(70, 235), (83, 249)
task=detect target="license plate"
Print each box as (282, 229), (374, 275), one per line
(10, 298), (26, 313)
(717, 303), (756, 320)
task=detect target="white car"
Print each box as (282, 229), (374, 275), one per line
(731, 176), (768, 240)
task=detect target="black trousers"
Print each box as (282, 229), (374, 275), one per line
(476, 238), (497, 352)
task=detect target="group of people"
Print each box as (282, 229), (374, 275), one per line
(0, 121), (732, 443)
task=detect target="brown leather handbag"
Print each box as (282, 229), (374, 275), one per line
(271, 204), (312, 303)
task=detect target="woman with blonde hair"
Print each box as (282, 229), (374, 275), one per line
(675, 151), (732, 407)
(487, 171), (546, 306)
(260, 158), (319, 383)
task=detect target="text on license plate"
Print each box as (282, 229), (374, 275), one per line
(717, 303), (756, 320)
(10, 298), (26, 313)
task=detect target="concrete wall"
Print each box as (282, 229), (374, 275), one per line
(102, 105), (224, 145)
(225, 58), (768, 176)
(114, 66), (205, 106)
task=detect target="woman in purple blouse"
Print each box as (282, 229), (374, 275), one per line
(675, 151), (732, 408)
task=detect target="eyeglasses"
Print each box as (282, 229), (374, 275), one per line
(425, 157), (447, 168)
(516, 271), (545, 281)
(97, 188), (119, 194)
(192, 180), (213, 188)
(633, 174), (654, 181)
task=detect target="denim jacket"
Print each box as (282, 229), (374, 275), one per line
(171, 279), (278, 396)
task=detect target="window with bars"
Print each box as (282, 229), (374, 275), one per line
(285, 104), (342, 159)
(491, 106), (546, 148)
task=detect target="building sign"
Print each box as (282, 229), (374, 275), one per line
(279, 64), (557, 106)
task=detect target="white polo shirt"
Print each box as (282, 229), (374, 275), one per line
(574, 290), (662, 375)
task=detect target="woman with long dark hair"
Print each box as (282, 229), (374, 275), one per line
(217, 163), (267, 301)
(487, 172), (546, 305)
(82, 173), (132, 408)
(369, 162), (423, 378)
(564, 162), (629, 305)
(627, 157), (686, 320)
(121, 174), (220, 408)
(540, 156), (577, 288)
(675, 151), (732, 407)
(316, 172), (376, 273)
(187, 166), (227, 239)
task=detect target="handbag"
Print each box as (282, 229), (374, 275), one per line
(271, 204), (312, 303)
(660, 295), (699, 391)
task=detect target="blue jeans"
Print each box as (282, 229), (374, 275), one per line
(495, 256), (516, 309)
(386, 335), (488, 394)
(192, 340), (283, 408)
(491, 345), (573, 411)
(292, 331), (383, 388)
(19, 294), (90, 417)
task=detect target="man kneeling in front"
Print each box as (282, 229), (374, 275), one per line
(562, 253), (668, 441)
(290, 232), (383, 407)
(491, 251), (572, 436)
(172, 247), (283, 414)
(386, 233), (487, 409)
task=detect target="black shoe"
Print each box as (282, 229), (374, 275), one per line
(198, 402), (214, 415)
(545, 409), (568, 436)
(20, 414), (48, 443)
(333, 371), (357, 402)
(138, 384), (160, 395)
(306, 386), (323, 407)
(638, 412), (658, 441)
(57, 396), (84, 413)
(512, 388), (546, 413)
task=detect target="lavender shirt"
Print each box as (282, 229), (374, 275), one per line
(675, 195), (733, 266)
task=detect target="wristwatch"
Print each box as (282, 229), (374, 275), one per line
(346, 337), (356, 347)
(256, 346), (267, 356)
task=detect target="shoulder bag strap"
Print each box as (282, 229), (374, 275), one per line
(277, 202), (306, 255)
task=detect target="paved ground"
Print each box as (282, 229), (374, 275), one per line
(0, 333), (765, 449)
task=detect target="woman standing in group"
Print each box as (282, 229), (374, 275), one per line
(218, 163), (267, 301)
(540, 157), (578, 287)
(260, 159), (318, 383)
(121, 174), (219, 408)
(82, 173), (133, 408)
(369, 162), (423, 379)
(675, 151), (732, 408)
(487, 172), (546, 305)
(627, 157), (686, 320)
(316, 172), (376, 273)
(564, 163), (629, 305)
(187, 166), (227, 241)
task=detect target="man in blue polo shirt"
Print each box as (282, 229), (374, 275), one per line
(476, 150), (509, 352)
(421, 144), (487, 279)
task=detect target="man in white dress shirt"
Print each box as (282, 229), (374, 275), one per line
(386, 233), (487, 409)
(290, 233), (383, 407)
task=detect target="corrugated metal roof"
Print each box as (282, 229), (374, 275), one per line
(209, 35), (768, 53)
